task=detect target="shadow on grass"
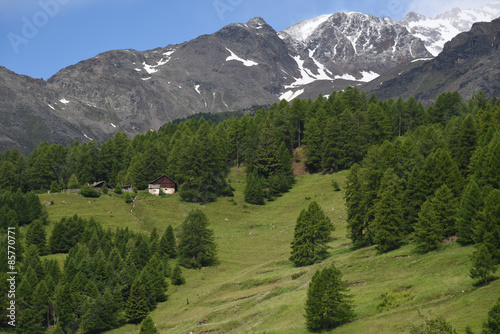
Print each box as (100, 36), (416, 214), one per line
(472, 276), (499, 288)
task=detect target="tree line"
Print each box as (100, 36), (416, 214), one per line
(2, 89), (495, 204)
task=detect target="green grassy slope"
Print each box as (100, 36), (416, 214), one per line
(39, 170), (499, 333)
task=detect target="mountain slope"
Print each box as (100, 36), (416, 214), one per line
(363, 18), (500, 103)
(0, 67), (92, 153)
(46, 18), (298, 134)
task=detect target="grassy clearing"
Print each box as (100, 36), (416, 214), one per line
(39, 169), (499, 333)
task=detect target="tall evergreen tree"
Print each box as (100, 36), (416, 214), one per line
(457, 179), (483, 245)
(159, 225), (177, 259)
(321, 117), (343, 173)
(413, 199), (443, 254)
(125, 278), (149, 324)
(346, 164), (372, 248)
(473, 189), (500, 259)
(56, 283), (75, 331)
(305, 264), (354, 331)
(26, 219), (48, 256)
(252, 119), (280, 179)
(290, 201), (334, 266)
(371, 168), (404, 253)
(470, 243), (497, 285)
(244, 170), (265, 205)
(178, 209), (218, 269)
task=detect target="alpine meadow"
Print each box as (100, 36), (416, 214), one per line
(1, 2), (500, 333)
(0, 87), (499, 333)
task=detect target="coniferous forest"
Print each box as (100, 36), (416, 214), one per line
(0, 88), (500, 332)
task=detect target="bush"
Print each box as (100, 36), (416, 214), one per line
(332, 179), (341, 191)
(124, 192), (134, 203)
(409, 314), (457, 334)
(114, 184), (123, 195)
(79, 185), (101, 198)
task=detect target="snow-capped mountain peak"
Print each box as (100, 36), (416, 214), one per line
(400, 2), (500, 56)
(277, 11), (431, 100)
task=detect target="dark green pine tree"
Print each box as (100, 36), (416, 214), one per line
(25, 219), (48, 256)
(140, 255), (168, 309)
(473, 189), (500, 259)
(17, 280), (49, 333)
(159, 225), (177, 259)
(244, 170), (265, 205)
(470, 243), (497, 285)
(277, 142), (294, 191)
(372, 168), (404, 253)
(252, 119), (280, 179)
(55, 283), (75, 331)
(457, 179), (483, 245)
(404, 148), (462, 229)
(139, 315), (159, 334)
(449, 114), (478, 174)
(345, 164), (371, 248)
(304, 116), (324, 173)
(413, 183), (458, 254)
(431, 184), (459, 238)
(171, 263), (186, 286)
(125, 277), (150, 324)
(482, 296), (500, 334)
(176, 120), (231, 203)
(305, 264), (354, 331)
(364, 103), (394, 147)
(178, 209), (218, 269)
(289, 201), (334, 267)
(413, 199), (443, 254)
(321, 117), (343, 173)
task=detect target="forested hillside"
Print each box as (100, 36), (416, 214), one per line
(0, 88), (499, 333)
(2, 88), (493, 199)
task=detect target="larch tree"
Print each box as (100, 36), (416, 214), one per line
(290, 201), (334, 266)
(305, 264), (354, 331)
(178, 209), (218, 269)
(372, 168), (404, 253)
(125, 277), (149, 324)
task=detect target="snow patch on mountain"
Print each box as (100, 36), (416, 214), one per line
(279, 89), (305, 101)
(280, 14), (332, 42)
(225, 48), (258, 67)
(359, 71), (380, 82)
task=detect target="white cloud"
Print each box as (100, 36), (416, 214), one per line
(407, 0), (497, 17)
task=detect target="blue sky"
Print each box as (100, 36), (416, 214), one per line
(0, 0), (492, 79)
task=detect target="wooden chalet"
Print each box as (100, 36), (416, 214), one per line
(148, 175), (176, 195)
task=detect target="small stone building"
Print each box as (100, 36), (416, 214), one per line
(148, 175), (176, 195)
